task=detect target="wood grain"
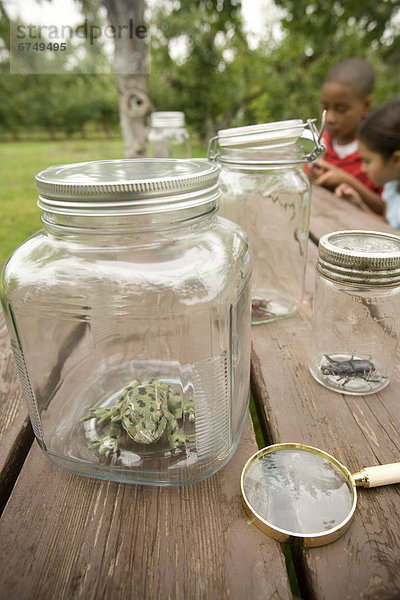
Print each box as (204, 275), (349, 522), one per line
(0, 412), (292, 600)
(0, 260), (292, 599)
(252, 190), (400, 600)
(0, 315), (33, 514)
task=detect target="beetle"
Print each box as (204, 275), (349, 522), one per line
(320, 354), (379, 386)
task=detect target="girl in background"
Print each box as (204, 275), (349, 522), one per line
(336, 99), (400, 228)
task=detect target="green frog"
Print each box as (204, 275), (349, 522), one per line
(81, 379), (196, 455)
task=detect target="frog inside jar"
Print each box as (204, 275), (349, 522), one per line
(81, 379), (196, 457)
(1, 158), (252, 486)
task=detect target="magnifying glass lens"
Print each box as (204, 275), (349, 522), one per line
(243, 447), (354, 536)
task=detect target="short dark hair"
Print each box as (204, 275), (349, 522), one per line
(325, 58), (375, 99)
(358, 99), (400, 160)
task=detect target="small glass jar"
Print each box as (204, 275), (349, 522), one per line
(0, 158), (252, 486)
(209, 118), (324, 324)
(148, 111), (191, 158)
(310, 230), (400, 395)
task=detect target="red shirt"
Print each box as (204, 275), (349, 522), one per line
(322, 132), (381, 194)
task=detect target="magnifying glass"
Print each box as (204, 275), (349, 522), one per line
(241, 443), (400, 547)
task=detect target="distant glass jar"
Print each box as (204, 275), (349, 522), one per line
(209, 119), (324, 324)
(310, 230), (400, 395)
(148, 111), (191, 158)
(0, 158), (252, 486)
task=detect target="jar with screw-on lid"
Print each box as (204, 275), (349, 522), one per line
(208, 117), (325, 324)
(0, 158), (252, 486)
(148, 111), (191, 158)
(309, 230), (400, 395)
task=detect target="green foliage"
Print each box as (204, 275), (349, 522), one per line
(148, 0), (400, 135)
(0, 0), (119, 139)
(1, 0), (399, 141)
(275, 0), (400, 59)
(267, 0), (400, 118)
(148, 0), (256, 138)
(0, 72), (120, 139)
(0, 0), (10, 51)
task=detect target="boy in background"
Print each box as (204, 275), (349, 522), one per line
(308, 57), (384, 215)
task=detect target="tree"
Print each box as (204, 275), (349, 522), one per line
(274, 0), (400, 59)
(64, 0), (150, 155)
(148, 0), (256, 140)
(2, 0), (399, 144)
(271, 0), (400, 108)
(7, 0), (151, 155)
(243, 0), (400, 124)
(102, 0), (151, 156)
(146, 0), (400, 139)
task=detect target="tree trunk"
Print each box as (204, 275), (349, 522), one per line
(102, 0), (152, 157)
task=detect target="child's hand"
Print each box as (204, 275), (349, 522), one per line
(335, 183), (370, 211)
(308, 161), (329, 183)
(335, 183), (360, 202)
(313, 160), (351, 190)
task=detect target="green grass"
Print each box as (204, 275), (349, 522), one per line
(0, 139), (125, 263)
(0, 137), (207, 264)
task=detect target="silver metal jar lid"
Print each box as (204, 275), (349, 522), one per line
(35, 158), (219, 216)
(317, 230), (400, 286)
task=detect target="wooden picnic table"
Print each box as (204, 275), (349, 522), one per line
(1, 183), (400, 600)
(252, 185), (400, 600)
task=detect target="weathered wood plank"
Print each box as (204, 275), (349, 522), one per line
(309, 184), (397, 242)
(0, 314), (33, 514)
(251, 201), (400, 600)
(0, 413), (292, 600)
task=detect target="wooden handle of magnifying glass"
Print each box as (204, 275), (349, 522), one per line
(353, 463), (400, 488)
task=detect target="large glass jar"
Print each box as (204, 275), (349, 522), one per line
(310, 230), (400, 395)
(148, 111), (191, 158)
(209, 119), (324, 324)
(0, 159), (252, 486)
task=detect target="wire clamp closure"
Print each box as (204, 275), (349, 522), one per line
(304, 109), (326, 162)
(207, 136), (220, 162)
(207, 111), (327, 166)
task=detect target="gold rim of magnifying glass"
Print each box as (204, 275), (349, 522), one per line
(240, 442), (358, 548)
